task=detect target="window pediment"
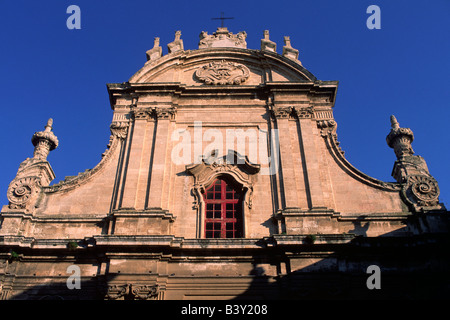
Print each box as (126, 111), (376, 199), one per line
(185, 150), (260, 189)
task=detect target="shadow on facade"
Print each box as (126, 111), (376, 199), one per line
(8, 276), (113, 300)
(233, 229), (450, 300)
(5, 218), (450, 300)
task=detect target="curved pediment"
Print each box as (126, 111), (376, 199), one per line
(129, 47), (316, 86)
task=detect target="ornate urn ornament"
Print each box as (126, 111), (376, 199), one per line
(387, 115), (445, 212)
(7, 119), (58, 211)
(195, 60), (250, 85)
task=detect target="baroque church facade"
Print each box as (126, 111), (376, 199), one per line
(0, 27), (449, 300)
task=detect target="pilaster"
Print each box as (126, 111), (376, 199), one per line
(294, 108), (326, 210)
(120, 108), (154, 209)
(146, 107), (177, 210)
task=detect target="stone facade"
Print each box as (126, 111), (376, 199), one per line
(0, 28), (449, 300)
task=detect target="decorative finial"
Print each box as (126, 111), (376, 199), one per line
(167, 30), (184, 53)
(146, 37), (162, 61)
(45, 118), (53, 132)
(261, 30), (277, 53)
(153, 37), (160, 48)
(282, 35), (300, 64)
(390, 115), (400, 130)
(386, 115), (414, 159)
(31, 118), (59, 160)
(174, 30), (181, 41)
(284, 36), (292, 48)
(387, 115), (445, 211)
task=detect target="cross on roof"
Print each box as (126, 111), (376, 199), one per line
(211, 12), (234, 28)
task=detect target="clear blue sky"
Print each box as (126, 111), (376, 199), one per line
(1, 0), (449, 209)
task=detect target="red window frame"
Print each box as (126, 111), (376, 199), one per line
(203, 178), (243, 238)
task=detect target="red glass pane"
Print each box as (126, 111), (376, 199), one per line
(203, 178), (243, 238)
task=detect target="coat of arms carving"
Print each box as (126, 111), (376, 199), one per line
(195, 60), (250, 85)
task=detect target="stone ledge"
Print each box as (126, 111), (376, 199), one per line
(94, 235), (184, 247)
(271, 234), (356, 245)
(112, 208), (175, 222)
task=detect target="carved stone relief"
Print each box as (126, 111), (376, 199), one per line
(198, 27), (247, 49)
(270, 106), (293, 119)
(195, 60), (250, 85)
(7, 177), (41, 210)
(105, 283), (159, 300)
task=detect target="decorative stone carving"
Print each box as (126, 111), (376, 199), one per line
(386, 115), (414, 159)
(282, 36), (300, 64)
(146, 37), (162, 62)
(317, 119), (345, 155)
(294, 106), (314, 119)
(195, 60), (250, 85)
(261, 30), (276, 52)
(6, 119), (58, 211)
(186, 150), (260, 226)
(154, 106), (177, 120)
(105, 283), (158, 300)
(31, 118), (59, 161)
(132, 108), (153, 121)
(198, 27), (247, 49)
(7, 177), (41, 210)
(386, 116), (445, 212)
(271, 106), (293, 119)
(317, 119), (337, 137)
(132, 106), (177, 121)
(110, 121), (129, 139)
(131, 284), (159, 300)
(403, 175), (440, 207)
(105, 284), (129, 300)
(167, 30), (184, 54)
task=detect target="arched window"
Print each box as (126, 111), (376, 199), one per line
(203, 177), (243, 238)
